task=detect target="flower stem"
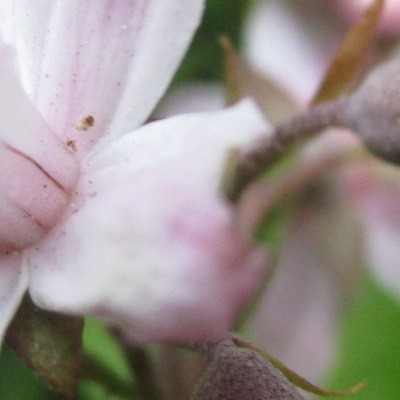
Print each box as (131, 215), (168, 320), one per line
(222, 97), (349, 202)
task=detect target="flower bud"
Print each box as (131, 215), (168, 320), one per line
(191, 338), (304, 400)
(343, 57), (400, 164)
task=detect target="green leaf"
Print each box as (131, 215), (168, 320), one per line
(328, 272), (400, 399)
(5, 295), (83, 400)
(80, 318), (136, 399)
(0, 344), (60, 400)
(83, 318), (132, 385)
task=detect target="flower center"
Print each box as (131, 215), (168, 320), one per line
(0, 140), (79, 253)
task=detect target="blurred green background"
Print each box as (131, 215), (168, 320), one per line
(1, 0), (400, 399)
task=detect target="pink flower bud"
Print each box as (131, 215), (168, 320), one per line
(344, 57), (400, 164)
(192, 338), (304, 400)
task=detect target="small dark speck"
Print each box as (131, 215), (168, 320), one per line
(76, 115), (95, 131)
(66, 139), (77, 152)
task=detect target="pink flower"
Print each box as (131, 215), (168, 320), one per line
(244, 0), (400, 302)
(241, 0), (367, 384)
(0, 1), (270, 345)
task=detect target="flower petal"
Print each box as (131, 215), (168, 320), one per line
(0, 1), (204, 155)
(0, 253), (28, 346)
(244, 0), (342, 104)
(0, 42), (79, 250)
(343, 163), (400, 300)
(26, 100), (270, 343)
(0, 43), (79, 190)
(0, 0), (55, 95)
(250, 205), (340, 383)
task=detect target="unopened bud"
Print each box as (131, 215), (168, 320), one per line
(191, 338), (304, 400)
(344, 57), (400, 164)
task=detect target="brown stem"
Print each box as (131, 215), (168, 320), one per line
(222, 97), (349, 202)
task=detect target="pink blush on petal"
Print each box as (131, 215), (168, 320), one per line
(0, 142), (73, 251)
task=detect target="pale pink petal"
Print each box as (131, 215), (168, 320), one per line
(0, 44), (79, 189)
(249, 207), (340, 384)
(88, 99), (272, 184)
(0, 43), (79, 250)
(0, 1), (204, 155)
(0, 0), (54, 95)
(343, 164), (400, 299)
(243, 0), (342, 104)
(25, 100), (270, 343)
(0, 253), (28, 346)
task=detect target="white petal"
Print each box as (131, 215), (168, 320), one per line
(243, 0), (342, 104)
(0, 253), (28, 346)
(26, 100), (270, 343)
(89, 99), (271, 180)
(0, 1), (54, 96)
(0, 1), (204, 155)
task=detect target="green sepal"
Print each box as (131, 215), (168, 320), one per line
(234, 338), (367, 397)
(313, 0), (384, 104)
(5, 295), (83, 400)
